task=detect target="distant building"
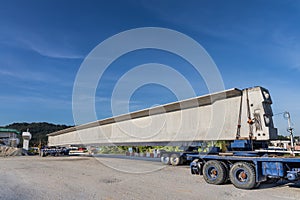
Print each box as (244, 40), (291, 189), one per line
(0, 128), (20, 147)
(270, 140), (290, 149)
(270, 139), (300, 151)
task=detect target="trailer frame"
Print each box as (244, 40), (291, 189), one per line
(189, 151), (300, 189)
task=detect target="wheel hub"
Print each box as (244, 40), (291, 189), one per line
(209, 168), (218, 178)
(238, 171), (247, 181)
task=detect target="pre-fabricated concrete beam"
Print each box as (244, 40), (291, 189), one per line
(47, 87), (277, 147)
(48, 88), (241, 137)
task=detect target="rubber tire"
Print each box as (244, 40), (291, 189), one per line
(161, 154), (170, 165)
(230, 162), (256, 189)
(170, 154), (182, 166)
(203, 160), (227, 185)
(220, 161), (230, 183)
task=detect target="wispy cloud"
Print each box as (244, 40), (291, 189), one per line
(19, 37), (84, 59)
(269, 30), (300, 70)
(141, 1), (300, 71)
(0, 69), (15, 77)
(0, 69), (39, 81)
(0, 27), (84, 60)
(0, 68), (62, 83)
(0, 94), (71, 109)
(95, 96), (142, 109)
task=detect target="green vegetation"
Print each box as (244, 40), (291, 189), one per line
(277, 135), (300, 143)
(2, 122), (72, 147)
(277, 135), (290, 140)
(98, 146), (127, 154)
(95, 146), (182, 154)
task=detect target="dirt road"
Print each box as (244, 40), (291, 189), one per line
(0, 156), (299, 200)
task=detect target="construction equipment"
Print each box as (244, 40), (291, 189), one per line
(45, 86), (300, 189)
(188, 88), (300, 189)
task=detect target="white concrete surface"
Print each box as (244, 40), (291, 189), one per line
(48, 87), (277, 146)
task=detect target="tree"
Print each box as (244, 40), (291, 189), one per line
(4, 122), (72, 147)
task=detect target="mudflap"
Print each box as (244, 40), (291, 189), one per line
(190, 159), (203, 175)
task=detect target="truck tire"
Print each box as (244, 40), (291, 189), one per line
(230, 162), (256, 189)
(161, 153), (170, 165)
(170, 154), (182, 166)
(203, 160), (227, 185)
(190, 159), (201, 175)
(220, 161), (230, 183)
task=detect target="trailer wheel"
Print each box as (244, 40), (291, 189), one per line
(203, 160), (227, 185)
(170, 154), (182, 166)
(220, 161), (230, 183)
(230, 162), (256, 189)
(161, 154), (170, 165)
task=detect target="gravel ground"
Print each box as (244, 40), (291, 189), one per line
(0, 156), (299, 200)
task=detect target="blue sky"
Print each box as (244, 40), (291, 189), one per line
(0, 0), (299, 136)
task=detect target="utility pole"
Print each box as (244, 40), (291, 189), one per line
(284, 112), (294, 153)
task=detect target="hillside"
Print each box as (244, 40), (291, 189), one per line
(4, 122), (72, 147)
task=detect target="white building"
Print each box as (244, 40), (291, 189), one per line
(0, 128), (20, 147)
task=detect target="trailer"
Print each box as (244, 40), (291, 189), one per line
(189, 148), (300, 189)
(45, 85), (300, 188)
(160, 146), (199, 165)
(40, 146), (70, 157)
(187, 86), (300, 189)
